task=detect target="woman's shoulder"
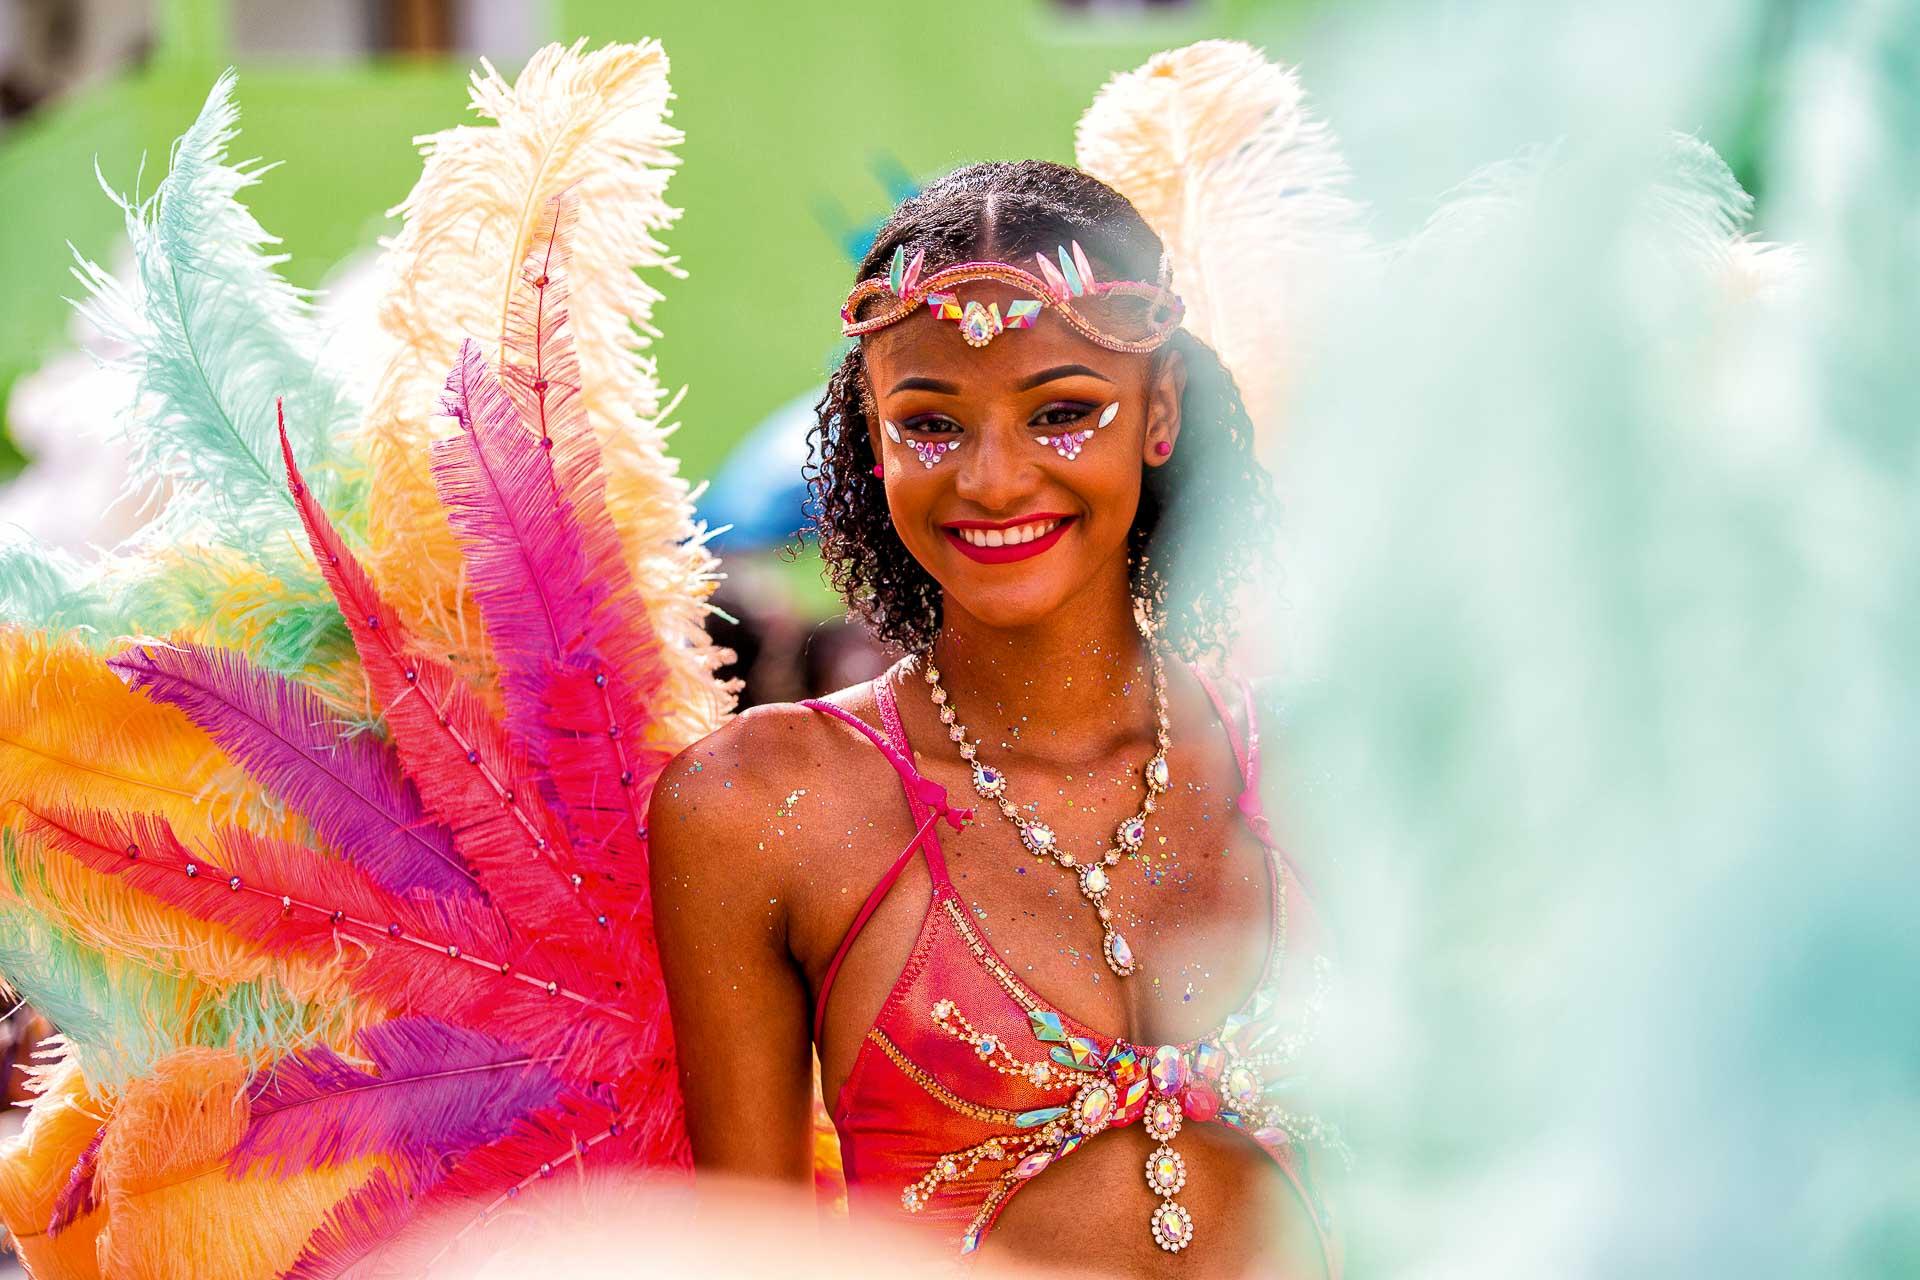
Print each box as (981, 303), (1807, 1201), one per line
(648, 681), (896, 832)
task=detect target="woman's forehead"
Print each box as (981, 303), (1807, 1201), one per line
(861, 281), (1128, 387)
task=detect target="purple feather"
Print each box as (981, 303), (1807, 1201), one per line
(108, 641), (476, 899)
(231, 1017), (563, 1179)
(281, 1166), (422, 1280)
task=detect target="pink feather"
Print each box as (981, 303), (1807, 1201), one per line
(45, 1126), (104, 1236)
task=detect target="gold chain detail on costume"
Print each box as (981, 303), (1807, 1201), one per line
(929, 997), (1075, 1090)
(867, 1028), (1030, 1125)
(940, 896), (1045, 1014)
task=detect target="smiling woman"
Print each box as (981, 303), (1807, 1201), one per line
(809, 160), (1278, 663)
(647, 158), (1342, 1277)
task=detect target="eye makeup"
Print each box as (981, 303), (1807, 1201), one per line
(1034, 400), (1120, 460)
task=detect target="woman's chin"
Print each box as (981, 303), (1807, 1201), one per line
(939, 584), (1080, 634)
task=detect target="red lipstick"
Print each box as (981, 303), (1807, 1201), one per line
(942, 514), (1076, 564)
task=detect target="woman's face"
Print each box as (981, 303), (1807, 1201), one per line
(862, 279), (1184, 633)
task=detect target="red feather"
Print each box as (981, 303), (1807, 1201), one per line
(277, 414), (622, 985)
(21, 808), (656, 1082)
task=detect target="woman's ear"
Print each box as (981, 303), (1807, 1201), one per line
(1142, 348), (1187, 468)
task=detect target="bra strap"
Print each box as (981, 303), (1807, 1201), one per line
(801, 693), (971, 1042)
(1194, 668), (1274, 847)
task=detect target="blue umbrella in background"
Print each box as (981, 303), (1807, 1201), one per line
(698, 386), (821, 554)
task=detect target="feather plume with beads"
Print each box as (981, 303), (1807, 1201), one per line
(1075, 40), (1369, 442)
(0, 46), (717, 1278)
(360, 39), (732, 743)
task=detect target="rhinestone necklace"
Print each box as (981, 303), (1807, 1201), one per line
(919, 634), (1170, 979)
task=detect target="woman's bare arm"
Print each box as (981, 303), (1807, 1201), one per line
(648, 711), (817, 1180)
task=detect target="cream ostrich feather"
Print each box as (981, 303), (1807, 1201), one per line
(1075, 40), (1369, 443)
(361, 39), (731, 744)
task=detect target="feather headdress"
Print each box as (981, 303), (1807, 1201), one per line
(1075, 40), (1370, 443)
(361, 39), (731, 742)
(0, 47), (728, 1278)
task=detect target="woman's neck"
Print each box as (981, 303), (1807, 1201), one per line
(920, 575), (1156, 762)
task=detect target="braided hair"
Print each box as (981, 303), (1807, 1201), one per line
(805, 159), (1277, 661)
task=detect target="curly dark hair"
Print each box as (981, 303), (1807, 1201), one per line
(804, 159), (1277, 661)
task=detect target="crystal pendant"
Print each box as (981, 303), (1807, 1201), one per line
(1103, 927), (1136, 977)
(1151, 1199), (1195, 1252)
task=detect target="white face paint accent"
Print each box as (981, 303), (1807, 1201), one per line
(884, 419), (904, 444)
(1097, 401), (1120, 429)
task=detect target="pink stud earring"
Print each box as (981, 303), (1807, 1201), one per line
(872, 464), (884, 477)
(1154, 441), (1172, 457)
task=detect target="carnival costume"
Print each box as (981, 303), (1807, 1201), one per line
(0, 37), (1363, 1277)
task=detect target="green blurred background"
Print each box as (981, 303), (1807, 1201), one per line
(0, 0), (1330, 482)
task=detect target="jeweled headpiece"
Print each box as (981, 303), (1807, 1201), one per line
(840, 242), (1184, 354)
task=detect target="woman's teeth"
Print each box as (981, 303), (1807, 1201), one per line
(955, 519), (1062, 548)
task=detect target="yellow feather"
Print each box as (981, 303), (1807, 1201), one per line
(0, 1058), (107, 1280)
(1076, 40), (1369, 440)
(358, 39), (731, 743)
(0, 630), (377, 1077)
(0, 628), (290, 836)
(94, 1048), (386, 1280)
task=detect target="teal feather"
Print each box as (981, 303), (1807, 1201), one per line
(0, 532), (120, 634)
(67, 68), (359, 555)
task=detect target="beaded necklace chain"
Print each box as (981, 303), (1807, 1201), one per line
(919, 628), (1170, 979)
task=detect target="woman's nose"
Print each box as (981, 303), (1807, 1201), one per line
(951, 424), (1036, 511)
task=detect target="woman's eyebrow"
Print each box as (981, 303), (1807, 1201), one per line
(888, 375), (962, 395)
(1016, 363), (1113, 391)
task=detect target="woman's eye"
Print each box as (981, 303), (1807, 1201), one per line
(904, 416), (963, 435)
(1032, 404), (1093, 429)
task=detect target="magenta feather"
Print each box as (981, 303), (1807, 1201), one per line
(483, 194), (677, 913)
(46, 1125), (104, 1235)
(281, 1166), (419, 1280)
(108, 641), (476, 900)
(280, 419), (632, 982)
(232, 1017), (563, 1178)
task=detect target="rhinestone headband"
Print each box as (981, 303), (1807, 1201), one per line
(840, 242), (1185, 355)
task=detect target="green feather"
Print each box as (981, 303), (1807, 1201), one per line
(67, 69), (358, 566)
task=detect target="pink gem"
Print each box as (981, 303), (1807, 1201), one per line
(1011, 1150), (1054, 1179)
(1253, 1126), (1292, 1150)
(1192, 1041), (1225, 1085)
(1182, 1083), (1220, 1122)
(1150, 1044), (1188, 1095)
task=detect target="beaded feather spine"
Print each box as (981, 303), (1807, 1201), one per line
(0, 43), (735, 1279)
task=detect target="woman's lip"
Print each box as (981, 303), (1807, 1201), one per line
(942, 512), (1076, 532)
(944, 517), (1075, 565)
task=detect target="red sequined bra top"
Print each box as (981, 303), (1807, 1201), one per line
(801, 672), (1341, 1268)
